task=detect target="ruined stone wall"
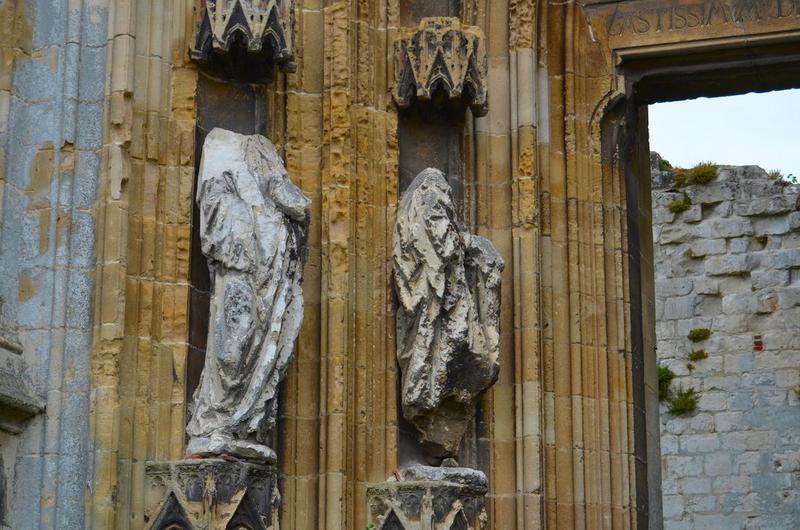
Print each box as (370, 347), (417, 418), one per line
(651, 155), (800, 530)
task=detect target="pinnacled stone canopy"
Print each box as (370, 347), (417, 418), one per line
(190, 0), (296, 73)
(393, 17), (488, 117)
(393, 168), (503, 459)
(186, 128), (309, 462)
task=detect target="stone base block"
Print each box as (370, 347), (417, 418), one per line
(145, 458), (279, 530)
(366, 466), (488, 530)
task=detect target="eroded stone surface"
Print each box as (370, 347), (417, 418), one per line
(393, 17), (488, 116)
(186, 128), (309, 462)
(190, 0), (296, 71)
(393, 168), (503, 458)
(145, 458), (279, 530)
(367, 465), (488, 530)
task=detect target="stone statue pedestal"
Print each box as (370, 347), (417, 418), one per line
(366, 465), (488, 530)
(145, 458), (279, 530)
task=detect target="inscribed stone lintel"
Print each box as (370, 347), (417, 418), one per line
(190, 0), (296, 72)
(366, 466), (488, 530)
(145, 459), (279, 530)
(393, 17), (488, 117)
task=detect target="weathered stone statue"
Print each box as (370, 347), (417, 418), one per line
(186, 128), (309, 462)
(393, 168), (503, 459)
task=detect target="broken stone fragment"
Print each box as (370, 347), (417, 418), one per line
(393, 168), (503, 459)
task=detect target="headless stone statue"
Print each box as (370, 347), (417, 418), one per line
(393, 168), (503, 460)
(186, 128), (309, 462)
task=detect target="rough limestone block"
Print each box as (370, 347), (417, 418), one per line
(754, 216), (793, 235)
(685, 183), (734, 205)
(186, 128), (310, 462)
(679, 434), (720, 453)
(656, 278), (693, 297)
(755, 292), (779, 314)
(734, 195), (796, 217)
(766, 248), (800, 269)
(704, 255), (753, 276)
(721, 293), (756, 315)
(751, 270), (790, 290)
(663, 296), (697, 320)
(659, 225), (694, 244)
(709, 217), (754, 238)
(693, 278), (720, 295)
(393, 168), (503, 459)
(727, 237), (750, 254)
(686, 238), (725, 258)
(653, 207), (676, 225)
(682, 204), (702, 223)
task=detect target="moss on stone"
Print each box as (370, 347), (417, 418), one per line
(688, 328), (712, 342)
(667, 194), (692, 214)
(688, 349), (708, 362)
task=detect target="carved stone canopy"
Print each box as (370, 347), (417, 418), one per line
(393, 17), (488, 117)
(190, 0), (296, 73)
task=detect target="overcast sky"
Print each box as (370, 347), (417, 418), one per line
(649, 89), (800, 178)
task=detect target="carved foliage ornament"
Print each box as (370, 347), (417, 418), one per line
(190, 0), (296, 71)
(394, 17), (488, 117)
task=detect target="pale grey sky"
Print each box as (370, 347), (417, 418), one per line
(649, 89), (800, 178)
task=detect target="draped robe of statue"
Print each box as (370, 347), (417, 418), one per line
(186, 128), (309, 462)
(393, 168), (504, 459)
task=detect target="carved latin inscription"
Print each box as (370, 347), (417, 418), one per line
(605, 0), (800, 36)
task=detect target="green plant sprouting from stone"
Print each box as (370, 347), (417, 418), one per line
(658, 365), (675, 401)
(673, 161), (718, 187)
(668, 386), (699, 415)
(667, 194), (692, 214)
(687, 328), (712, 342)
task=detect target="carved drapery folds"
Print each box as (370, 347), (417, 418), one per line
(393, 168), (503, 459)
(190, 0), (296, 72)
(393, 17), (488, 117)
(186, 128), (309, 462)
